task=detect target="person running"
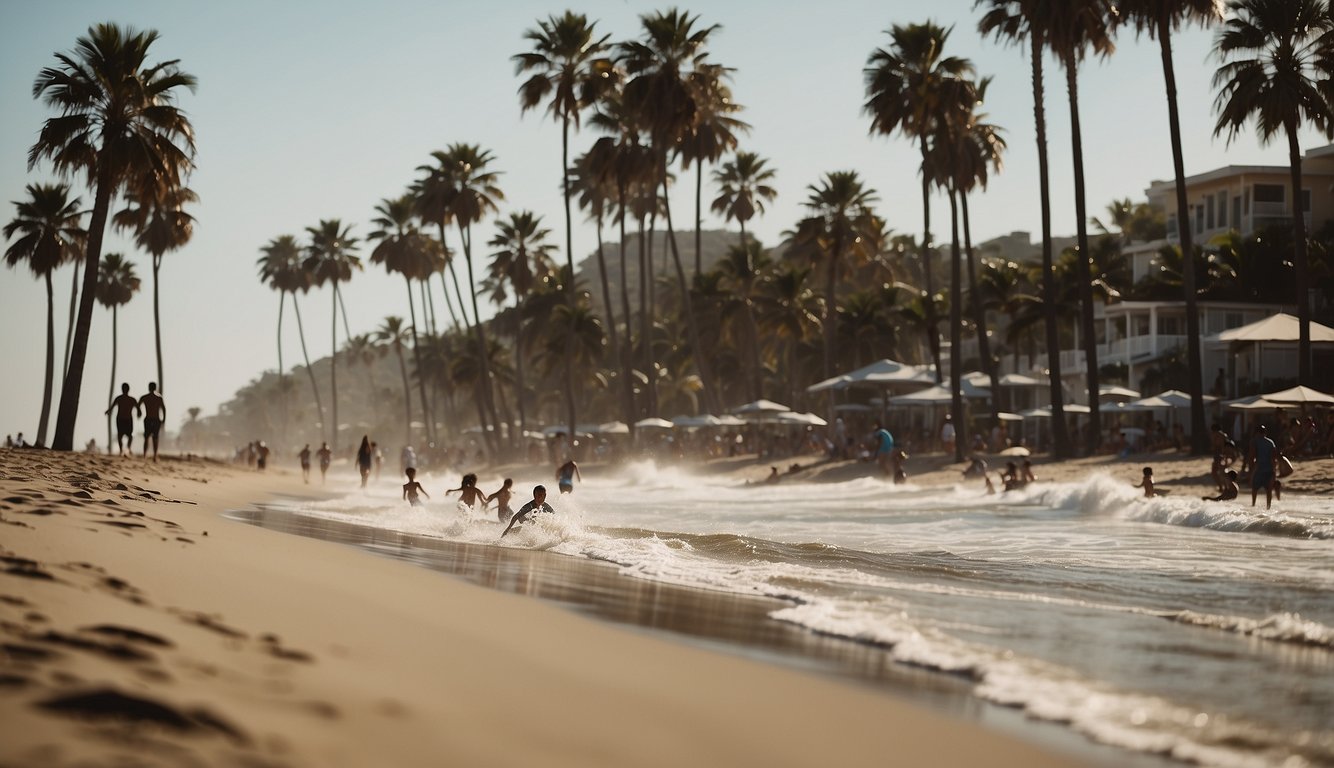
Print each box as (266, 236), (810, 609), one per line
(445, 473), (489, 510)
(556, 459), (581, 494)
(1248, 425), (1278, 509)
(500, 485), (556, 538)
(137, 383), (166, 461)
(402, 467), (430, 507)
(356, 435), (373, 488)
(487, 478), (515, 524)
(298, 444), (312, 483)
(317, 442), (332, 483)
(105, 383), (140, 456)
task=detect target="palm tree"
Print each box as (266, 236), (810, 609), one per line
(678, 63), (748, 275)
(95, 253), (140, 452)
(3, 183), (85, 447)
(1213, 0), (1334, 387)
(258, 235), (325, 445)
(414, 152), (474, 334)
(1047, 0), (1117, 453)
(369, 194), (440, 444)
(488, 211), (557, 443)
(1117, 0), (1225, 454)
(28, 23), (196, 450)
(755, 265), (821, 405)
(864, 22), (975, 381)
(302, 219), (361, 453)
(436, 144), (504, 451)
(619, 8), (725, 414)
(791, 171), (882, 383)
(113, 184), (196, 395)
(374, 317), (414, 444)
(977, 0), (1073, 458)
(712, 151), (776, 399)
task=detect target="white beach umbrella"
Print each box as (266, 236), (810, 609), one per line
(806, 359), (933, 393)
(1021, 404), (1091, 417)
(634, 417), (676, 429)
(732, 399), (793, 417)
(999, 373), (1045, 387)
(998, 445), (1031, 457)
(1224, 395), (1282, 411)
(1099, 385), (1141, 401)
(774, 411), (828, 426)
(806, 374), (850, 393)
(1204, 312), (1334, 344)
(715, 415), (747, 427)
(671, 414), (722, 428)
(595, 421), (630, 435)
(1258, 385), (1334, 405)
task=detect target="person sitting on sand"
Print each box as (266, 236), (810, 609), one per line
(446, 473), (489, 510)
(487, 478), (514, 523)
(1134, 466), (1169, 497)
(556, 459), (581, 494)
(317, 442), (332, 483)
(1202, 470), (1238, 502)
(138, 382), (165, 461)
(299, 444), (311, 483)
(105, 382), (140, 456)
(403, 467), (430, 507)
(500, 485), (556, 538)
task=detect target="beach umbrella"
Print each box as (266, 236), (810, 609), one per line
(889, 379), (990, 404)
(1224, 395), (1282, 411)
(671, 414), (722, 428)
(634, 417), (676, 429)
(998, 445), (1030, 457)
(715, 415), (747, 427)
(541, 424), (598, 437)
(833, 403), (876, 413)
(1020, 404), (1091, 417)
(806, 374), (850, 393)
(595, 421), (630, 435)
(774, 411), (828, 426)
(1258, 385), (1334, 405)
(1127, 390), (1218, 410)
(1099, 401), (1129, 413)
(805, 358), (933, 393)
(999, 373), (1045, 387)
(1204, 312), (1334, 344)
(732, 399), (792, 417)
(1099, 385), (1141, 401)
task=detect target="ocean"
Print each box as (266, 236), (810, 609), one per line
(234, 463), (1334, 767)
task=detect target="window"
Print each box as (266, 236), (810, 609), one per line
(1218, 191), (1227, 227)
(1254, 184), (1285, 203)
(1302, 189), (1311, 212)
(1207, 194), (1215, 229)
(1196, 204), (1204, 233)
(1243, 185), (1250, 214)
(1225, 312), (1243, 329)
(1158, 316), (1181, 335)
(1232, 196), (1241, 229)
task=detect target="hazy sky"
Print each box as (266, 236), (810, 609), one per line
(1, 0), (1325, 447)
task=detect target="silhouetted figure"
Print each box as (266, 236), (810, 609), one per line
(403, 467), (429, 507)
(256, 441), (270, 470)
(299, 444), (312, 483)
(138, 383), (165, 461)
(556, 459), (581, 494)
(105, 383), (140, 456)
(356, 435), (373, 488)
(487, 478), (514, 523)
(446, 472), (489, 510)
(317, 442), (332, 483)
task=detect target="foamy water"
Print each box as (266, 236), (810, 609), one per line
(275, 463), (1334, 767)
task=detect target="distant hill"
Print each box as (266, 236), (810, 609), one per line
(574, 228), (744, 318)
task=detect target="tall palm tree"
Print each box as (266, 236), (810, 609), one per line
(3, 182), (85, 447)
(1213, 0), (1334, 388)
(488, 210), (557, 443)
(414, 152), (471, 332)
(978, 0), (1073, 458)
(113, 184), (196, 395)
(570, 149), (621, 360)
(369, 194), (440, 444)
(95, 252), (139, 452)
(28, 23), (196, 450)
(678, 63), (748, 275)
(715, 238), (773, 400)
(791, 171), (882, 383)
(374, 317), (414, 444)
(864, 22), (975, 381)
(619, 8), (725, 413)
(302, 219), (361, 453)
(1048, 0), (1117, 453)
(438, 143), (505, 451)
(712, 151), (776, 399)
(258, 234), (325, 445)
(755, 265), (821, 405)
(1117, 0), (1225, 454)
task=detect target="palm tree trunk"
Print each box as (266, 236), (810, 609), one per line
(416, 279), (435, 444)
(919, 134), (942, 383)
(39, 272), (55, 446)
(153, 255), (164, 393)
(405, 277), (426, 445)
(63, 262), (79, 381)
(438, 272), (460, 331)
(948, 187), (965, 462)
(739, 221), (763, 401)
(277, 290), (286, 447)
(639, 214), (655, 416)
(423, 278), (438, 338)
(617, 184), (637, 426)
(53, 160), (113, 451)
(1065, 58), (1101, 453)
(1287, 119), (1312, 386)
(460, 222), (499, 455)
(107, 304), (117, 454)
(330, 282), (340, 453)
(514, 295), (528, 443)
(695, 158), (704, 276)
(291, 293), (326, 444)
(560, 115), (580, 443)
(660, 171), (720, 415)
(394, 341), (412, 447)
(594, 214), (619, 362)
(962, 193), (1000, 420)
(1031, 31), (1071, 458)
(439, 222), (473, 330)
(822, 235), (841, 381)
(1156, 13), (1206, 455)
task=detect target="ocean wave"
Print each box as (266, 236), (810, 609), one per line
(1166, 610), (1334, 649)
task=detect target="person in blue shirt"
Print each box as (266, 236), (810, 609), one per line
(870, 423), (895, 477)
(1247, 424), (1278, 509)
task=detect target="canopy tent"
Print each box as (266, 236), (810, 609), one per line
(1099, 385), (1141, 401)
(1204, 312), (1334, 344)
(806, 358), (933, 393)
(1224, 395), (1283, 411)
(773, 411), (828, 426)
(888, 378), (991, 404)
(1126, 389), (1219, 410)
(1259, 385), (1334, 405)
(634, 417), (675, 429)
(731, 399), (792, 416)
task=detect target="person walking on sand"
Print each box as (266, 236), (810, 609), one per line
(445, 473), (490, 510)
(501, 484), (556, 537)
(298, 444), (312, 483)
(356, 435), (373, 488)
(317, 442), (332, 483)
(1247, 425), (1278, 509)
(556, 458), (581, 494)
(105, 383), (140, 456)
(137, 382), (165, 461)
(402, 467), (430, 507)
(487, 478), (514, 523)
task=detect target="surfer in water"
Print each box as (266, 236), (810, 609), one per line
(402, 467), (430, 507)
(556, 459), (581, 494)
(500, 485), (555, 538)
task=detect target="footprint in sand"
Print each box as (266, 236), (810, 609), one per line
(35, 687), (250, 744)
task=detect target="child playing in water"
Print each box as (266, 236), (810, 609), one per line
(1134, 466), (1169, 497)
(487, 478), (514, 523)
(1202, 470), (1238, 502)
(402, 468), (429, 507)
(446, 473), (490, 511)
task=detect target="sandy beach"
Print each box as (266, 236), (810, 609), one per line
(0, 447), (1103, 768)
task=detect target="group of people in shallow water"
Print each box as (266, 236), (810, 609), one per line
(398, 458), (580, 538)
(1131, 423), (1291, 509)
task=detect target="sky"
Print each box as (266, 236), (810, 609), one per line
(1, 0), (1326, 448)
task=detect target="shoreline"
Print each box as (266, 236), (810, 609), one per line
(1, 448), (1090, 767)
